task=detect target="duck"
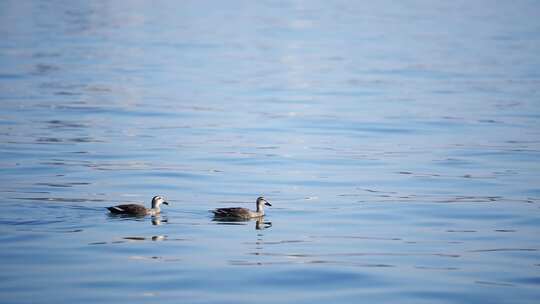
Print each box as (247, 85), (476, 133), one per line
(212, 196), (271, 219)
(107, 196), (169, 216)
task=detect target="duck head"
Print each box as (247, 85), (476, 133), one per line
(151, 195), (169, 209)
(256, 196), (271, 207)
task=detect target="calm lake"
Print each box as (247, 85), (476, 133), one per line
(1, 1), (539, 303)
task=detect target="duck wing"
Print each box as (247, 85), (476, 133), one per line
(212, 207), (251, 218)
(107, 204), (148, 215)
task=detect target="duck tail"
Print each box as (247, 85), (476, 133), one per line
(107, 206), (123, 214)
(212, 209), (227, 216)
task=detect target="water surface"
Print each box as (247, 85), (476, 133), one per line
(1, 1), (540, 303)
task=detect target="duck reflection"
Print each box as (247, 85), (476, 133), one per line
(89, 234), (167, 246)
(106, 213), (168, 226)
(212, 217), (272, 230)
(151, 215), (168, 225)
(123, 235), (166, 241)
(255, 219), (272, 230)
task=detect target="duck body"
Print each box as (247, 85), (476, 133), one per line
(107, 204), (152, 216)
(212, 207), (261, 219)
(212, 197), (271, 219)
(107, 196), (168, 216)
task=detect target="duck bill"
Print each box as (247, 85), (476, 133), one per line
(163, 202), (169, 205)
(264, 201), (272, 207)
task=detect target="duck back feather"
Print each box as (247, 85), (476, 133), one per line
(107, 204), (148, 215)
(212, 207), (253, 219)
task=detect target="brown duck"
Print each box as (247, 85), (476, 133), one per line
(107, 196), (169, 216)
(212, 197), (271, 219)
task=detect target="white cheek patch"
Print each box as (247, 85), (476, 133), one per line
(112, 206), (125, 212)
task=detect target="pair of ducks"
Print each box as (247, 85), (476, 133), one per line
(107, 196), (272, 219)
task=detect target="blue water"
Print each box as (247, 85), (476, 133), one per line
(1, 1), (540, 303)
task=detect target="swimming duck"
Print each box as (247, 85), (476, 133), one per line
(107, 196), (169, 216)
(212, 196), (271, 219)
